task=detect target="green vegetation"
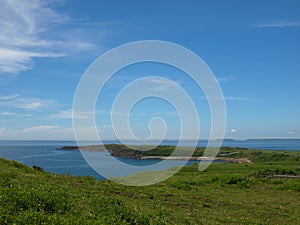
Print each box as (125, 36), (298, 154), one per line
(1, 147), (300, 224)
(66, 144), (300, 162)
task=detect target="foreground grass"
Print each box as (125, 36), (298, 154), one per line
(0, 149), (300, 224)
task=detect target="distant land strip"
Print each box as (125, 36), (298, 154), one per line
(57, 144), (252, 163)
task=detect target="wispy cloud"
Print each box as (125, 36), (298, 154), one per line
(0, 94), (20, 100)
(0, 126), (69, 140)
(288, 131), (296, 135)
(147, 77), (180, 91)
(0, 48), (64, 74)
(21, 125), (60, 133)
(49, 109), (125, 119)
(135, 111), (178, 117)
(0, 0), (110, 74)
(10, 98), (54, 110)
(226, 129), (237, 134)
(0, 0), (67, 74)
(0, 93), (56, 110)
(50, 108), (179, 120)
(0, 111), (15, 116)
(255, 20), (300, 28)
(217, 76), (234, 82)
(0, 111), (31, 117)
(230, 129), (237, 133)
(51, 109), (94, 119)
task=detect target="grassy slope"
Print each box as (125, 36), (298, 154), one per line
(0, 148), (300, 224)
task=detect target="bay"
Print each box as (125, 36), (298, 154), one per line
(0, 139), (299, 180)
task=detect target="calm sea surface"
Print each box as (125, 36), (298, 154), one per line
(0, 139), (299, 179)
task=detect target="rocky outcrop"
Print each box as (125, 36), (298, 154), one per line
(59, 146), (80, 150)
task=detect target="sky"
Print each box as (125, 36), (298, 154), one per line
(0, 0), (299, 140)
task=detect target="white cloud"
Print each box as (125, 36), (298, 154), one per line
(50, 109), (73, 119)
(0, 0), (108, 74)
(0, 94), (56, 110)
(288, 131), (296, 135)
(51, 109), (94, 119)
(0, 48), (64, 74)
(147, 77), (180, 91)
(50, 109), (126, 120)
(0, 126), (73, 140)
(21, 125), (60, 133)
(217, 76), (234, 82)
(0, 111), (32, 117)
(135, 111), (178, 117)
(0, 112), (15, 116)
(255, 20), (300, 28)
(15, 100), (43, 109)
(0, 94), (19, 100)
(226, 129), (237, 134)
(0, 0), (68, 74)
(8, 98), (47, 109)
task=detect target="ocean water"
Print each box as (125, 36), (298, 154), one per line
(0, 139), (299, 179)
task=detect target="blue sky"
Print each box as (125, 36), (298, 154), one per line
(0, 0), (299, 140)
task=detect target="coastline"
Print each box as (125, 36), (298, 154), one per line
(139, 156), (252, 163)
(58, 144), (253, 163)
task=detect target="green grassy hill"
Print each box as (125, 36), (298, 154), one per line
(0, 148), (300, 224)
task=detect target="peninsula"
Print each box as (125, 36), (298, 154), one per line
(57, 144), (299, 164)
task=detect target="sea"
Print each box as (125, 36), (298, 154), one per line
(0, 139), (299, 179)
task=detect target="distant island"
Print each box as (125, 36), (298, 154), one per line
(57, 144), (299, 164)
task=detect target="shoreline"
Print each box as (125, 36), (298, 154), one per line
(58, 145), (252, 163)
(139, 156), (252, 163)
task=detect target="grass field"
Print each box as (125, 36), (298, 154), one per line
(0, 147), (299, 224)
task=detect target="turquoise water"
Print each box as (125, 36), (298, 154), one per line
(0, 139), (299, 179)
